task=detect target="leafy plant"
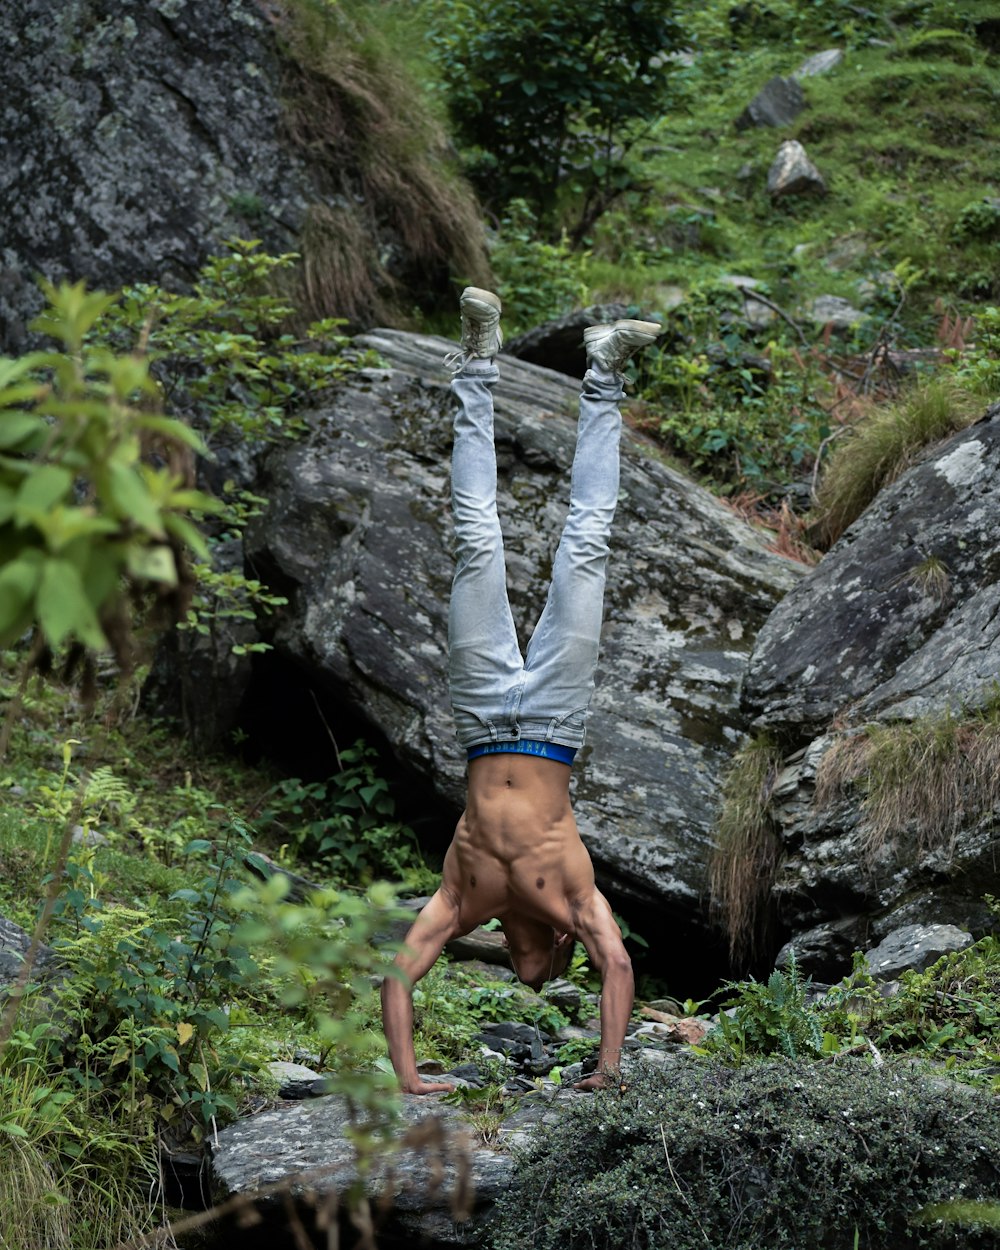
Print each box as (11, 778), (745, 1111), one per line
(427, 0), (681, 231)
(45, 820), (264, 1136)
(489, 199), (589, 333)
(261, 741), (432, 887)
(0, 281), (217, 664)
(704, 954), (837, 1062)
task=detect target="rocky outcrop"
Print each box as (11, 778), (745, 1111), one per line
(743, 405), (1000, 975)
(210, 1086), (555, 1244)
(242, 330), (802, 936)
(744, 406), (1000, 735)
(0, 0), (485, 351)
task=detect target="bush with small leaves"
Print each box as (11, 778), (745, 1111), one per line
(489, 1057), (1000, 1250)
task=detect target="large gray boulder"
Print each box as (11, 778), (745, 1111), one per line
(735, 76), (806, 130)
(0, 0), (485, 351)
(743, 405), (1000, 974)
(210, 1090), (551, 1244)
(244, 330), (801, 922)
(744, 405), (1000, 734)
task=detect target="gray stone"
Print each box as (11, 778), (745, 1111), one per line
(775, 916), (870, 980)
(806, 295), (865, 330)
(211, 1093), (523, 1243)
(0, 0), (485, 353)
(744, 406), (1000, 735)
(267, 1060), (323, 1100)
(742, 409), (1000, 969)
(735, 77), (806, 131)
(767, 140), (827, 199)
(243, 329), (802, 925)
(0, 916), (56, 984)
(793, 49), (844, 78)
(864, 924), (973, 979)
(71, 826), (108, 847)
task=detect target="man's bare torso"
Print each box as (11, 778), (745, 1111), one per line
(441, 755), (596, 936)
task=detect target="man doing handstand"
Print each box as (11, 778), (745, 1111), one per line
(381, 288), (660, 1093)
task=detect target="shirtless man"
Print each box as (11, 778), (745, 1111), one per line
(381, 288), (660, 1094)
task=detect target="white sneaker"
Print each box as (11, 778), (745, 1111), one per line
(458, 286), (503, 360)
(584, 318), (661, 374)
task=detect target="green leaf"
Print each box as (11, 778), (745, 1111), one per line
(15, 465), (73, 517)
(36, 558), (107, 650)
(105, 461), (166, 536)
(126, 544), (178, 586)
(0, 552), (43, 636)
(0, 412), (47, 450)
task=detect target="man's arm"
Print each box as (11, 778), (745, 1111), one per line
(572, 891), (634, 1091)
(381, 888), (462, 1094)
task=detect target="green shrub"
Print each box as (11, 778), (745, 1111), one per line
(705, 955), (835, 1062)
(427, 0), (680, 230)
(259, 740), (435, 889)
(489, 1058), (1000, 1250)
(489, 200), (588, 333)
(0, 282), (217, 663)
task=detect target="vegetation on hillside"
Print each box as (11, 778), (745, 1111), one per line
(1, 0), (999, 1241)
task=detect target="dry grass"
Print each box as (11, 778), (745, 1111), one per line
(275, 0), (491, 325)
(709, 733), (785, 966)
(811, 376), (983, 548)
(814, 694), (1000, 863)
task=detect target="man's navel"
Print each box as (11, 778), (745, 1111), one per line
(536, 876), (545, 890)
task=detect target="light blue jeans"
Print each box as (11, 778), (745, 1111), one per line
(448, 358), (624, 752)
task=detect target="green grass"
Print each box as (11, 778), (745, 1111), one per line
(709, 732), (784, 965)
(814, 689), (1000, 862)
(811, 374), (985, 545)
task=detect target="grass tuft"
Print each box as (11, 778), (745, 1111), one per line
(277, 0), (491, 324)
(814, 691), (1000, 863)
(811, 376), (985, 547)
(709, 733), (784, 966)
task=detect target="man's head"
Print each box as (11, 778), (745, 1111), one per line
(499, 914), (575, 991)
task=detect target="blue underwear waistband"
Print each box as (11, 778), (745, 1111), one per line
(467, 739), (577, 766)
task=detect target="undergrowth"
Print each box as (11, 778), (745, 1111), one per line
(488, 1056), (1000, 1250)
(811, 375), (987, 545)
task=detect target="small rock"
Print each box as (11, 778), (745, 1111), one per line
(806, 294), (865, 330)
(865, 924), (973, 980)
(543, 978), (582, 1017)
(735, 76), (806, 130)
(794, 49), (844, 79)
(767, 140), (826, 199)
(267, 1060), (322, 1100)
(71, 825), (108, 847)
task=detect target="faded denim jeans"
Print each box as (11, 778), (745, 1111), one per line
(448, 358), (624, 753)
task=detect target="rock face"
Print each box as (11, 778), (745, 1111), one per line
(244, 330), (801, 935)
(744, 405), (1000, 975)
(210, 1091), (529, 1244)
(745, 406), (1000, 734)
(0, 0), (485, 351)
(505, 304), (632, 378)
